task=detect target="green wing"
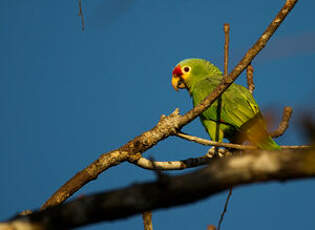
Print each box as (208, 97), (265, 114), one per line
(221, 83), (260, 127)
(191, 76), (280, 150)
(191, 76), (259, 128)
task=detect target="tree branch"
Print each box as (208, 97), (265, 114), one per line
(223, 24), (230, 76)
(217, 187), (233, 230)
(134, 154), (212, 171)
(176, 132), (255, 149)
(41, 110), (182, 209)
(78, 0), (85, 31)
(4, 148), (315, 230)
(142, 211), (153, 230)
(40, 0), (299, 209)
(246, 64), (255, 94)
(175, 132), (310, 150)
(270, 106), (293, 138)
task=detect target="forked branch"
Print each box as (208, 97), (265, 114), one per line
(40, 0), (299, 210)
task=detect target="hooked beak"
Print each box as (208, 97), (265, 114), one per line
(171, 65), (186, 91)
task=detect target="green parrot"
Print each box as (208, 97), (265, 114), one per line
(171, 58), (280, 150)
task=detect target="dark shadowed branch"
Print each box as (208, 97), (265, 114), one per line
(78, 0), (85, 31)
(3, 147), (315, 230)
(40, 0), (299, 210)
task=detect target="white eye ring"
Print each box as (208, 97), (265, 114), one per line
(182, 66), (191, 73)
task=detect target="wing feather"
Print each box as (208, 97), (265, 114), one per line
(192, 77), (260, 128)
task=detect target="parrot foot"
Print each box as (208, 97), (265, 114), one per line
(206, 147), (232, 158)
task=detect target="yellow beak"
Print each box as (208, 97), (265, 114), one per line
(171, 65), (187, 91)
(172, 74), (187, 91)
(172, 75), (180, 91)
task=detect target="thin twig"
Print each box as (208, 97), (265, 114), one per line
(135, 155), (211, 171)
(281, 145), (312, 149)
(270, 106), (293, 138)
(142, 211), (153, 230)
(176, 132), (255, 149)
(215, 24), (230, 155)
(134, 148), (232, 171)
(217, 188), (233, 230)
(215, 96), (222, 153)
(149, 156), (167, 180)
(41, 0), (298, 209)
(247, 64), (255, 93)
(78, 0), (85, 31)
(224, 24), (230, 76)
(175, 131), (311, 150)
(219, 25), (232, 228)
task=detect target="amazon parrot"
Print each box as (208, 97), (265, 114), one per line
(171, 58), (280, 150)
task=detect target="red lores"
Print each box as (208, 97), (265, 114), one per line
(172, 65), (183, 76)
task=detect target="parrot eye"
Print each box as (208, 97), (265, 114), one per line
(183, 66), (191, 73)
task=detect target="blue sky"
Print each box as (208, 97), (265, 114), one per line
(1, 0), (315, 229)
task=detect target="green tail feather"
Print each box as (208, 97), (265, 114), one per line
(240, 113), (281, 150)
(257, 136), (281, 150)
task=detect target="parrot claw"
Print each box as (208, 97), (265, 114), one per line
(206, 147), (231, 158)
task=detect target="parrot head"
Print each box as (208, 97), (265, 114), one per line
(171, 58), (222, 91)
